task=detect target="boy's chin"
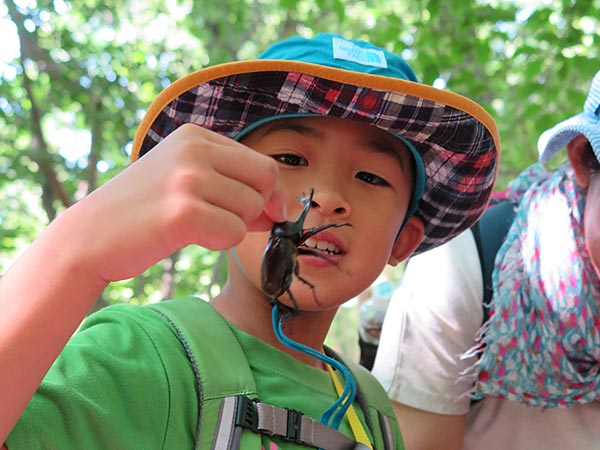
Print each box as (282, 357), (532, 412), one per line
(272, 289), (347, 313)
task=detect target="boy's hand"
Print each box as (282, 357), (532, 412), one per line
(65, 123), (285, 283)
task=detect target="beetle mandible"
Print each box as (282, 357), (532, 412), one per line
(260, 188), (351, 311)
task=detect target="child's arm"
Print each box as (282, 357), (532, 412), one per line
(0, 124), (285, 443)
(393, 402), (467, 450)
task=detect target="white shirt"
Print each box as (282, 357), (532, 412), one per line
(372, 230), (600, 450)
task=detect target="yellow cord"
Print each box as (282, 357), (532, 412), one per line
(325, 363), (374, 449)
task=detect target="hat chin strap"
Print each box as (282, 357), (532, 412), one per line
(271, 303), (358, 430)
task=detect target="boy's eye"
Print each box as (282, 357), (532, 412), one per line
(271, 153), (308, 167)
(356, 171), (390, 187)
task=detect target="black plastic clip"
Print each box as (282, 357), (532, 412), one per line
(282, 408), (303, 444)
(234, 395), (259, 432)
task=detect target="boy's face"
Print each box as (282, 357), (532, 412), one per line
(234, 115), (422, 311)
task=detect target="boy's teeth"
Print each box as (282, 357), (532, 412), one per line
(304, 237), (340, 254)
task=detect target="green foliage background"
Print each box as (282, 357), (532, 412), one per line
(1, 0), (598, 356)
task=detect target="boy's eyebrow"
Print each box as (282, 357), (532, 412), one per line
(365, 138), (408, 172)
(262, 120), (408, 172)
(262, 121), (321, 138)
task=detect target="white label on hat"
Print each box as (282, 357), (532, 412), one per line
(332, 37), (388, 69)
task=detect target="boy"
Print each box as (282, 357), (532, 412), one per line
(0, 33), (499, 449)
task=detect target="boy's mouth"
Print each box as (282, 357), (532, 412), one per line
(301, 237), (343, 255)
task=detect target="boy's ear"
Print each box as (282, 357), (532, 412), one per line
(389, 216), (425, 266)
(567, 134), (592, 188)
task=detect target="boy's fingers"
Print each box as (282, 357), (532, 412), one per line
(211, 143), (280, 201)
(198, 175), (271, 226)
(247, 185), (286, 232)
(200, 177), (285, 233)
(179, 124), (279, 202)
(246, 211), (275, 232)
(188, 205), (248, 250)
(261, 182), (287, 224)
(191, 127), (286, 224)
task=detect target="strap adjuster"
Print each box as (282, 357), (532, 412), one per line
(281, 408), (302, 444)
(233, 395), (361, 450)
(234, 396), (259, 432)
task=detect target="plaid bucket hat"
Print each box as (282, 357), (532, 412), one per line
(132, 33), (499, 254)
(538, 70), (600, 164)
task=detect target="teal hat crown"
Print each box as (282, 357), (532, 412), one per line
(258, 33), (419, 82)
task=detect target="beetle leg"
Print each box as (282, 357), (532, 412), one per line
(285, 289), (300, 311)
(293, 261), (321, 306)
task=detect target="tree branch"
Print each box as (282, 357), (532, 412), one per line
(6, 0), (73, 216)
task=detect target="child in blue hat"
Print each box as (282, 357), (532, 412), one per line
(0, 34), (498, 449)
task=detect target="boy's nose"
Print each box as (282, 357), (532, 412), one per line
(309, 190), (350, 217)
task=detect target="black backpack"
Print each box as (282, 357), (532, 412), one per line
(470, 199), (516, 323)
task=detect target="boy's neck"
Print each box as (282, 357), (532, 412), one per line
(211, 284), (337, 370)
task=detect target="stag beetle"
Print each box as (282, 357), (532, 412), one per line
(261, 188), (350, 310)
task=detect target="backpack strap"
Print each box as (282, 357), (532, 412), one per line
(150, 298), (390, 450)
(148, 297), (261, 450)
(357, 334), (378, 372)
(470, 199), (516, 323)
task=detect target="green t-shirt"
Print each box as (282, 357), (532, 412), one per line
(8, 299), (401, 449)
